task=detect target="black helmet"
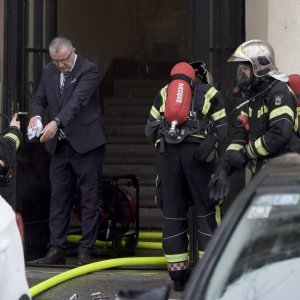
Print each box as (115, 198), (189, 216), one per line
(189, 60), (213, 84)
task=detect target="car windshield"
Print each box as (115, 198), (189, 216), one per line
(205, 193), (300, 300)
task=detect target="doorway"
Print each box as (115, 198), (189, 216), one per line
(3, 0), (245, 259)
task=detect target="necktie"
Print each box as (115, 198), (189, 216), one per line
(58, 72), (69, 140)
(60, 72), (69, 95)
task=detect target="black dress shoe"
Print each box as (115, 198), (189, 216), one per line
(77, 248), (92, 265)
(37, 247), (65, 265)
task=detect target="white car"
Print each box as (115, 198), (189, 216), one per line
(0, 195), (31, 299)
(185, 153), (300, 300)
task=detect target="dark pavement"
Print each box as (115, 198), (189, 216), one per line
(26, 247), (185, 300)
(26, 266), (184, 300)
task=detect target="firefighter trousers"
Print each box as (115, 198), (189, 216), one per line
(156, 142), (218, 266)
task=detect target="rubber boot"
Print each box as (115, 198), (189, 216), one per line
(169, 268), (190, 292)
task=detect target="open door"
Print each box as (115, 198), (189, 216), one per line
(3, 0), (57, 260)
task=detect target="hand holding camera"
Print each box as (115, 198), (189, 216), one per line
(10, 113), (21, 129)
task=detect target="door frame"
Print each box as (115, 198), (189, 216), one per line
(3, 0), (57, 118)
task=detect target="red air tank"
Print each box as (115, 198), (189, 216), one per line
(289, 74), (300, 132)
(164, 62), (195, 128)
(288, 74), (300, 107)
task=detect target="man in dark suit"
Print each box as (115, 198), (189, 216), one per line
(28, 37), (107, 265)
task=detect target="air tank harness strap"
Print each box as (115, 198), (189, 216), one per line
(169, 73), (194, 88)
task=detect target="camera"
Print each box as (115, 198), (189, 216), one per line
(0, 163), (12, 186)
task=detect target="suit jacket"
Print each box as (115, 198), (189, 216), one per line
(30, 55), (107, 155)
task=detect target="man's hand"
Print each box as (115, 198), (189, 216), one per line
(10, 113), (20, 129)
(208, 167), (230, 202)
(28, 116), (40, 129)
(27, 116), (44, 140)
(40, 120), (58, 142)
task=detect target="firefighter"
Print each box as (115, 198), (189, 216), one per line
(145, 61), (227, 291)
(209, 39), (300, 201)
(0, 113), (22, 206)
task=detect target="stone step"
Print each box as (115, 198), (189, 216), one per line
(139, 185), (157, 207)
(138, 175), (156, 186)
(105, 144), (155, 164)
(103, 164), (156, 186)
(104, 144), (155, 163)
(103, 97), (152, 120)
(104, 96), (153, 106)
(107, 135), (149, 144)
(114, 79), (167, 88)
(104, 153), (155, 166)
(105, 143), (154, 155)
(140, 198), (156, 208)
(104, 104), (150, 117)
(106, 124), (146, 137)
(104, 116), (148, 125)
(113, 79), (166, 99)
(104, 154), (155, 165)
(101, 79), (164, 230)
(139, 207), (163, 230)
(103, 170), (156, 186)
(113, 85), (159, 98)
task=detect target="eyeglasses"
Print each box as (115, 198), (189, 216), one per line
(52, 48), (73, 65)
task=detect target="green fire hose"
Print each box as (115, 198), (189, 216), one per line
(29, 231), (165, 298)
(29, 256), (166, 298)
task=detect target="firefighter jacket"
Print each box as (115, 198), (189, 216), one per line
(0, 126), (22, 206)
(145, 80), (227, 154)
(225, 78), (300, 171)
(1, 126), (22, 153)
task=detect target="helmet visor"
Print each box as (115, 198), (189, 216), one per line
(236, 63), (254, 90)
(237, 63), (252, 81)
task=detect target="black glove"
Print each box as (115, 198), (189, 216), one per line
(208, 165), (230, 202)
(227, 149), (248, 170)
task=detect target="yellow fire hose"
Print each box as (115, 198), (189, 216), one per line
(29, 256), (166, 298)
(29, 231), (165, 298)
(67, 234), (162, 250)
(138, 231), (163, 240)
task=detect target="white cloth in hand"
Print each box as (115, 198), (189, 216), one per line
(27, 127), (36, 140)
(35, 119), (43, 137)
(27, 119), (43, 140)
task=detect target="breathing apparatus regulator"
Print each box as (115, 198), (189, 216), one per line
(230, 79), (278, 129)
(230, 74), (300, 130)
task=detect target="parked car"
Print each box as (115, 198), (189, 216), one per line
(0, 195), (31, 299)
(113, 153), (300, 300)
(184, 153), (300, 300)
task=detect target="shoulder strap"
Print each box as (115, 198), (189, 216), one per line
(170, 74), (194, 86)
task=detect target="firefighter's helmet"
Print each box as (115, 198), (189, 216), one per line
(190, 60), (213, 84)
(228, 39), (288, 82)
